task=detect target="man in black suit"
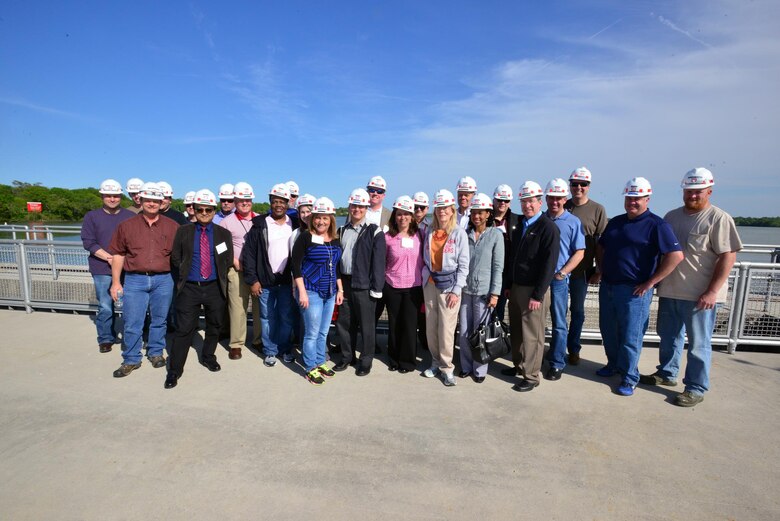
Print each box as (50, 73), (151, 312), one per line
(165, 189), (234, 389)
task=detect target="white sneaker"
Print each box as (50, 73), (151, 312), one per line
(422, 365), (439, 378)
(263, 355), (277, 367)
(442, 372), (456, 387)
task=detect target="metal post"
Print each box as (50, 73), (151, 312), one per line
(17, 242), (33, 313)
(728, 263), (750, 354)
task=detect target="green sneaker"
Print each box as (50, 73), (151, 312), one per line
(305, 368), (325, 386)
(674, 391), (704, 407)
(639, 372), (677, 387)
(317, 363), (335, 378)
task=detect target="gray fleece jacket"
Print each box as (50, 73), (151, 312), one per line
(463, 226), (504, 296)
(422, 226), (470, 296)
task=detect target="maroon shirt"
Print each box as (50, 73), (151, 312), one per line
(109, 213), (178, 273)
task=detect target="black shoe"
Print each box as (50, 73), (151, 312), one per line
(333, 361), (350, 372)
(512, 379), (539, 392)
(356, 367), (371, 377)
(164, 373), (178, 389)
(544, 367), (563, 381)
(567, 352), (580, 365)
(349, 358), (358, 367)
(200, 359), (221, 372)
(472, 375), (485, 384)
(458, 371), (471, 379)
(388, 363), (398, 372)
(398, 367), (412, 374)
(500, 366), (518, 376)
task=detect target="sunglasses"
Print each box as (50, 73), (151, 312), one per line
(570, 181), (590, 188)
(195, 207), (215, 214)
(290, 194), (298, 198)
(220, 199), (234, 203)
(367, 188), (385, 195)
(414, 205), (427, 211)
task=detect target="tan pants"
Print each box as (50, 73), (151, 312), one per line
(423, 281), (459, 373)
(508, 284), (549, 384)
(226, 267), (261, 349)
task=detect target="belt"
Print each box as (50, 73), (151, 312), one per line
(186, 279), (217, 286)
(128, 271), (170, 276)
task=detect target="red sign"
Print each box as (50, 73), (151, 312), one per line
(27, 202), (43, 213)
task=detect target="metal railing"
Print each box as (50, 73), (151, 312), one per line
(1, 234), (779, 353)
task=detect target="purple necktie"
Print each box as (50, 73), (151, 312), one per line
(200, 227), (211, 279)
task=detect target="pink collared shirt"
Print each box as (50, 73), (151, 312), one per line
(385, 232), (423, 288)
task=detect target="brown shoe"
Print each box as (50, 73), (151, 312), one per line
(229, 348), (242, 360)
(99, 343), (113, 353)
(113, 363), (141, 378)
(147, 355), (167, 368)
(568, 352), (580, 365)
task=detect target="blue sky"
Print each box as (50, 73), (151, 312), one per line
(1, 0), (778, 217)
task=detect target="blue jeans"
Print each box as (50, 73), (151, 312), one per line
(258, 284), (295, 357)
(457, 293), (489, 377)
(599, 283), (652, 386)
(122, 273), (174, 365)
(547, 278), (570, 369)
(299, 291), (335, 372)
(92, 274), (117, 344)
(567, 273), (588, 354)
(656, 297), (718, 396)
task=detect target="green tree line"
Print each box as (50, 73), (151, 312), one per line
(733, 217), (780, 227)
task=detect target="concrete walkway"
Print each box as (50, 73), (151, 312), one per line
(0, 309), (778, 521)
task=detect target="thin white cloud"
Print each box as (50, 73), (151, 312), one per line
(0, 96), (87, 120)
(587, 18), (623, 40)
(655, 14), (713, 48)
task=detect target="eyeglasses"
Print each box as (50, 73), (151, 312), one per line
(570, 181), (590, 188)
(367, 188), (385, 195)
(195, 207), (215, 214)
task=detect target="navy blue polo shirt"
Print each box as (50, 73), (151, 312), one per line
(187, 223), (218, 282)
(598, 210), (681, 285)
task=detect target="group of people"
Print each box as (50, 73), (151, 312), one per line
(80, 166), (741, 407)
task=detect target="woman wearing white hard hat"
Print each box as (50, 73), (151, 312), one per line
(458, 193), (504, 383)
(183, 191), (197, 222)
(421, 189), (469, 387)
(383, 195), (425, 373)
(291, 197), (344, 385)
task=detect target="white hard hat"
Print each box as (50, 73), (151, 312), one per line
(681, 167), (714, 190)
(433, 189), (456, 208)
(193, 189), (218, 206)
(184, 191), (196, 204)
(569, 166), (592, 183)
(470, 193), (493, 210)
(99, 179), (123, 195)
(233, 181), (254, 199)
(157, 181), (174, 198)
(545, 178), (570, 197)
(269, 183), (291, 200)
(367, 176), (387, 190)
(312, 197), (336, 214)
(392, 195), (415, 213)
(413, 191), (429, 206)
(218, 183), (235, 199)
(456, 176), (477, 192)
(286, 181), (300, 196)
(348, 188), (370, 206)
(125, 177), (144, 194)
(139, 182), (164, 201)
(518, 181), (544, 199)
(622, 177), (652, 197)
(297, 193), (316, 208)
(493, 184), (513, 201)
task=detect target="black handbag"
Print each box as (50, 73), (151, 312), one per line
(468, 308), (511, 364)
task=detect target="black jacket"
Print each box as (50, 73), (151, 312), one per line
(507, 212), (560, 301)
(171, 223), (234, 298)
(161, 207), (189, 226)
(497, 210), (520, 291)
(337, 222), (386, 294)
(241, 213), (300, 287)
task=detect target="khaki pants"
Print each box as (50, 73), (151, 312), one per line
(508, 284), (549, 384)
(423, 281), (459, 373)
(226, 267), (261, 349)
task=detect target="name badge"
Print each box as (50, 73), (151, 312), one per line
(401, 237), (414, 249)
(311, 235), (324, 245)
(215, 242), (228, 254)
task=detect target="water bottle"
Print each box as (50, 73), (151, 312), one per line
(115, 289), (123, 311)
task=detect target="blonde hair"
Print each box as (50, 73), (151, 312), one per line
(432, 205), (457, 235)
(311, 213), (338, 239)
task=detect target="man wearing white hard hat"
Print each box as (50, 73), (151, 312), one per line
(80, 179), (135, 353)
(412, 191), (430, 236)
(218, 181), (262, 359)
(157, 181), (188, 226)
(125, 178), (144, 214)
(456, 176), (477, 229)
(242, 183), (301, 367)
(285, 180), (300, 217)
(542, 179), (585, 382)
(108, 182), (180, 378)
(365, 176), (391, 230)
(641, 168), (742, 407)
(563, 166), (608, 366)
(165, 189), (234, 389)
(596, 177), (683, 397)
(213, 183), (235, 225)
(333, 188), (387, 375)
(503, 181), (560, 392)
(183, 191), (197, 223)
(492, 183), (520, 321)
